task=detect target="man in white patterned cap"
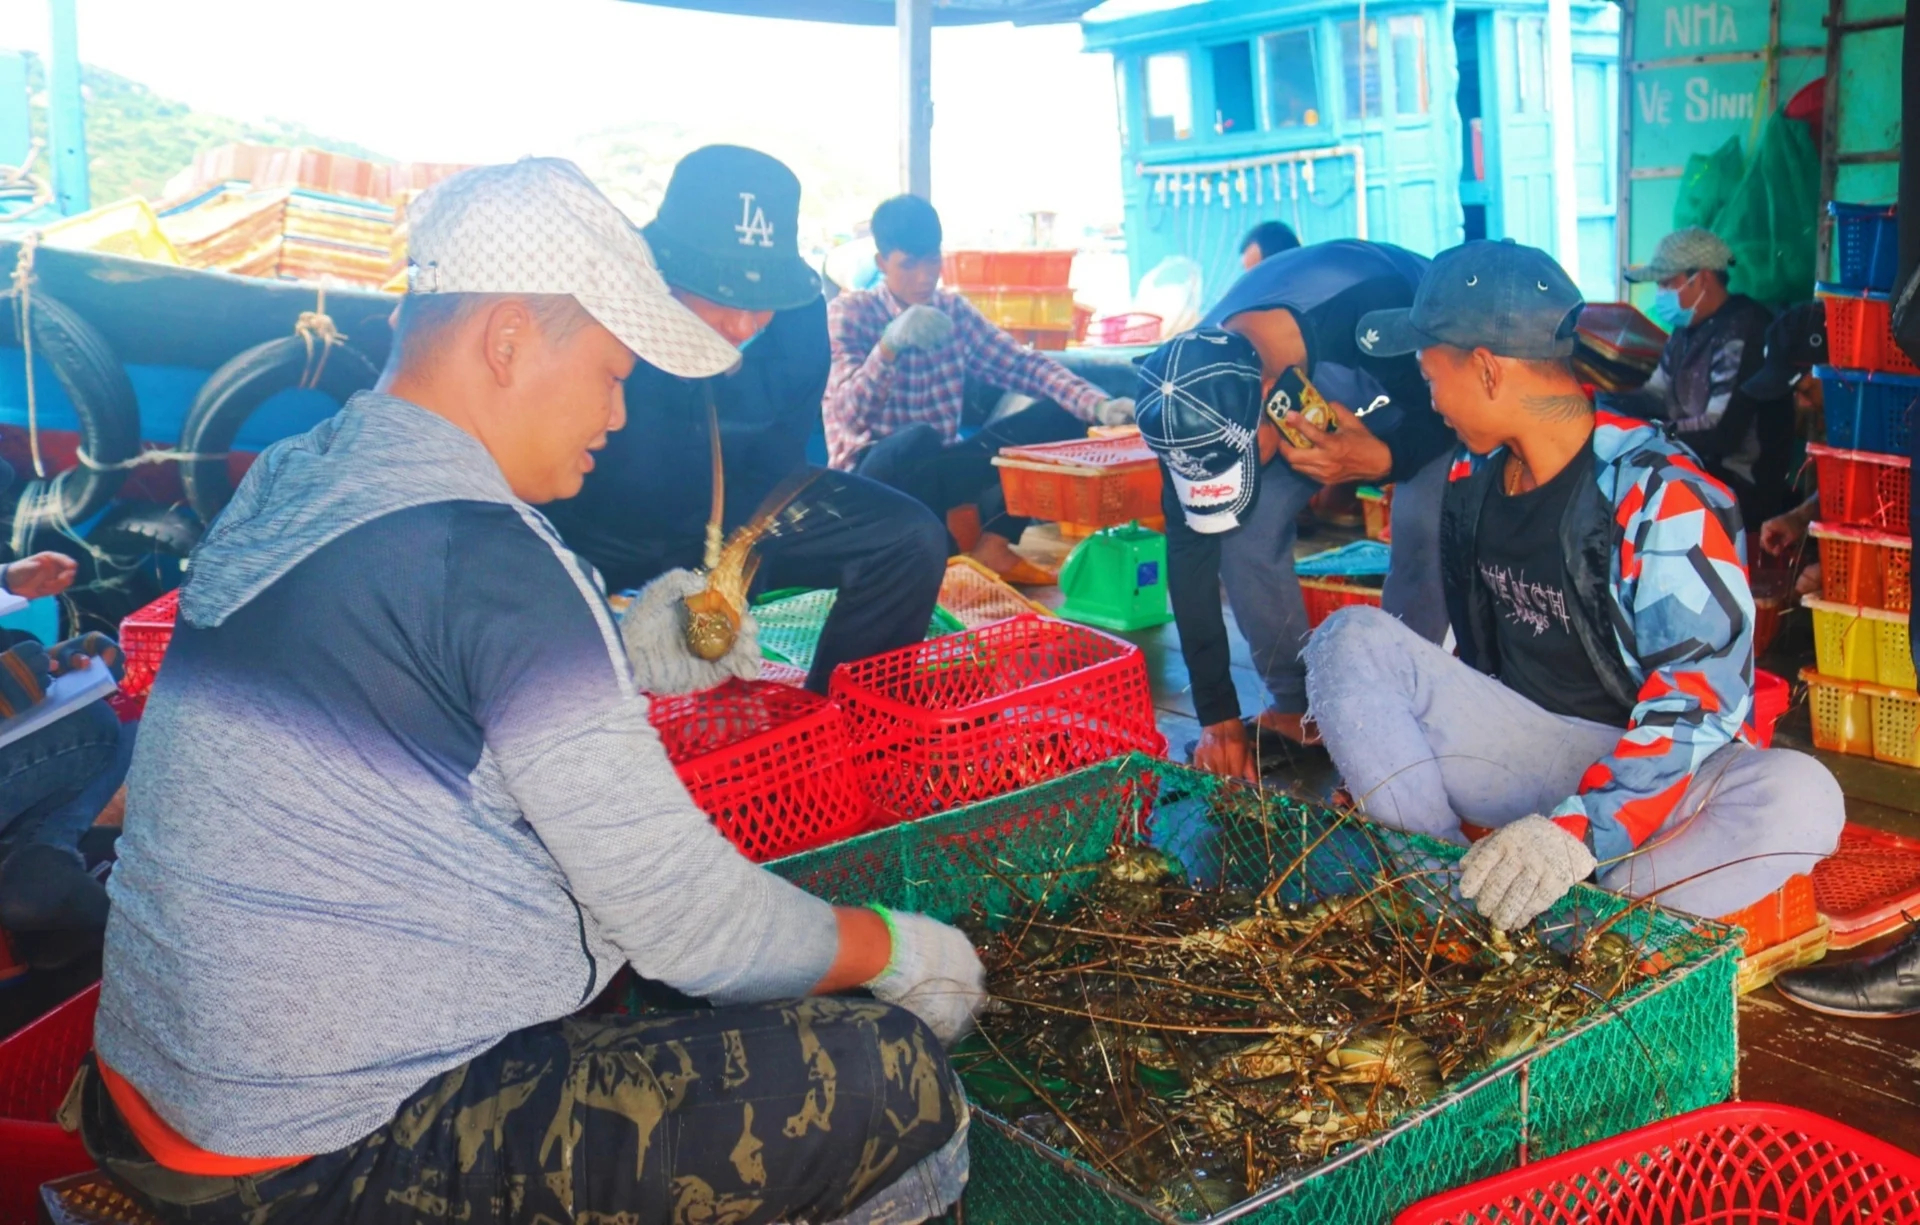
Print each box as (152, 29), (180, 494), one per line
(79, 158), (979, 1225)
(1606, 226), (1795, 528)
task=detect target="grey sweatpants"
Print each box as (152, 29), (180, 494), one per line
(1227, 449), (1450, 715)
(1304, 605), (1845, 918)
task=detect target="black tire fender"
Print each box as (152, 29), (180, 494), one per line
(0, 286), (140, 537)
(179, 335), (378, 522)
(85, 500), (203, 560)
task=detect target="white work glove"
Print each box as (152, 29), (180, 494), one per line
(620, 568), (762, 696)
(881, 305), (954, 355)
(1457, 815), (1597, 931)
(864, 909), (988, 1046)
(1094, 396), (1136, 426)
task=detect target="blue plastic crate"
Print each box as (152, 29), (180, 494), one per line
(1816, 364), (1919, 454)
(1829, 202), (1899, 292)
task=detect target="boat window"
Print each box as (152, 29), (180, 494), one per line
(1209, 41), (1257, 135)
(1145, 52), (1194, 142)
(1339, 19), (1383, 120)
(1262, 29), (1321, 127)
(1390, 15), (1430, 116)
(1515, 17), (1548, 112)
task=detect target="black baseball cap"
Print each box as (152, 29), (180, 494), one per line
(1135, 329), (1265, 534)
(643, 145), (822, 312)
(1356, 239), (1583, 360)
(1741, 300), (1827, 399)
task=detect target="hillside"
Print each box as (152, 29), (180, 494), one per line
(16, 52), (387, 204)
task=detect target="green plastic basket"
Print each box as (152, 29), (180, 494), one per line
(752, 588), (964, 673)
(766, 755), (1742, 1225)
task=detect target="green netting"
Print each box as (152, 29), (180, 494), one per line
(1673, 136), (1744, 233)
(751, 588), (964, 672)
(766, 754), (1741, 1225)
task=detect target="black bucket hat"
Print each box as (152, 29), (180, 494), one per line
(643, 145), (822, 313)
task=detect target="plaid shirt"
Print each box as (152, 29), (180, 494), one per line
(822, 285), (1108, 469)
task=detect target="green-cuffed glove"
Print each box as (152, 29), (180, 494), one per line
(0, 641), (52, 719)
(50, 632), (125, 683)
(863, 908), (989, 1046)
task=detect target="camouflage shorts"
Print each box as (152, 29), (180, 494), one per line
(80, 997), (969, 1225)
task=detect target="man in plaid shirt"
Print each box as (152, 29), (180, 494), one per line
(824, 195), (1135, 581)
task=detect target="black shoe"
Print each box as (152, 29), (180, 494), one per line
(1774, 923), (1920, 1018)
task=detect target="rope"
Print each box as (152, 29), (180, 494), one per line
(11, 233), (44, 480)
(73, 445), (229, 472)
(293, 286), (345, 390)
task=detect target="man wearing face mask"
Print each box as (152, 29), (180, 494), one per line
(1603, 227), (1795, 529)
(545, 147), (948, 693)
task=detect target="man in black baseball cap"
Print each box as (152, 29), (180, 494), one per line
(1743, 301), (1828, 574)
(1307, 239), (1841, 935)
(546, 146), (947, 693)
(1136, 239), (1456, 784)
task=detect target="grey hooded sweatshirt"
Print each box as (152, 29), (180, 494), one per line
(95, 392), (839, 1157)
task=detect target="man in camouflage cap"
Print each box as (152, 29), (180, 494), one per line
(1607, 226), (1795, 528)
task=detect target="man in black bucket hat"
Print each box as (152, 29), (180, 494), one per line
(547, 146), (947, 693)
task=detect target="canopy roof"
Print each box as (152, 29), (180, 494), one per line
(619, 0), (1101, 25)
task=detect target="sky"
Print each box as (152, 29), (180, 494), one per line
(2, 0), (1127, 248)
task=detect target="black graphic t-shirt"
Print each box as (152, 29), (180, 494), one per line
(1476, 446), (1633, 726)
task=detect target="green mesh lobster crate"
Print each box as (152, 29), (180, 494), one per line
(753, 588), (964, 674)
(765, 753), (1742, 1225)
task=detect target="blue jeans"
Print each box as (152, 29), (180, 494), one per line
(1225, 448), (1450, 714)
(0, 700), (127, 927)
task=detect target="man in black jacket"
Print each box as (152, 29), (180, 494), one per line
(1136, 241), (1456, 782)
(1605, 227), (1794, 528)
(544, 147), (947, 692)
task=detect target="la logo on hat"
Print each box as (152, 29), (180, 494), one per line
(644, 145), (821, 311)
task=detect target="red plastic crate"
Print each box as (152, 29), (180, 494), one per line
(1302, 577), (1384, 628)
(1811, 443), (1912, 532)
(1748, 667), (1789, 747)
(0, 984), (98, 1225)
(1394, 1102), (1920, 1224)
(1822, 286), (1920, 376)
(1812, 521), (1912, 612)
(649, 680), (877, 862)
(1086, 312), (1163, 346)
(1812, 822), (1920, 950)
(828, 615), (1165, 820)
(118, 588), (180, 701)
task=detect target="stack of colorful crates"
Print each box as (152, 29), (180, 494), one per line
(944, 249), (1080, 351)
(1803, 203), (1916, 768)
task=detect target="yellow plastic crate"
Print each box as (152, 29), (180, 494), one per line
(1805, 597), (1880, 681)
(1863, 681), (1920, 768)
(959, 287), (1078, 330)
(1878, 615), (1917, 690)
(39, 197), (181, 264)
(1801, 668), (1876, 757)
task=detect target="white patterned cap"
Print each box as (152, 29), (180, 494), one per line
(1623, 227), (1733, 283)
(405, 157), (741, 378)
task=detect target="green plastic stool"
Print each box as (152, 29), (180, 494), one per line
(1056, 521), (1173, 632)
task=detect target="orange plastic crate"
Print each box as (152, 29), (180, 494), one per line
(0, 985), (98, 1225)
(937, 556), (1053, 630)
(1802, 667), (1877, 757)
(1301, 577), (1384, 628)
(1718, 872), (1819, 956)
(992, 433), (1163, 536)
(829, 615), (1164, 820)
(1810, 443), (1912, 532)
(1812, 521), (1912, 611)
(942, 249), (1074, 289)
(1813, 823), (1920, 949)
(1003, 325), (1073, 352)
(1821, 286), (1920, 376)
(648, 680), (878, 861)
